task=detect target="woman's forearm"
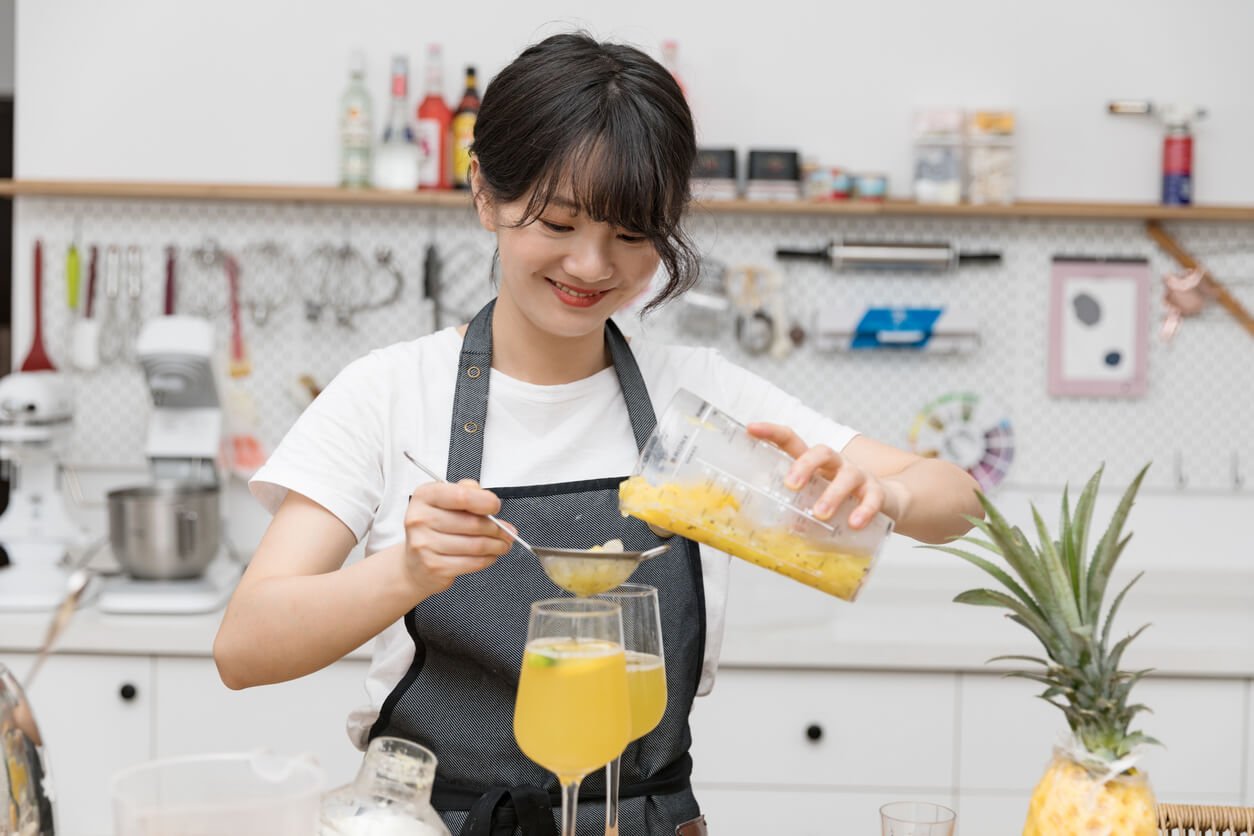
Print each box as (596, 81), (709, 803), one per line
(881, 458), (983, 544)
(214, 543), (420, 689)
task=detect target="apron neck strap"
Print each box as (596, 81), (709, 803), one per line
(446, 299), (657, 482)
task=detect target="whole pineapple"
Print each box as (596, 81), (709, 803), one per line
(935, 465), (1159, 836)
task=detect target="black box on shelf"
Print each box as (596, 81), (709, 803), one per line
(746, 149), (801, 201)
(692, 148), (739, 202)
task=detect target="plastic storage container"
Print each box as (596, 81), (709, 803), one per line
(912, 108), (965, 205)
(321, 736), (452, 836)
(618, 389), (892, 601)
(112, 751), (325, 836)
(966, 110), (1016, 204)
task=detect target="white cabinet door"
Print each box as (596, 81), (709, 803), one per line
(954, 793), (1032, 836)
(1, 651), (153, 836)
(1133, 677), (1245, 802)
(690, 669), (956, 789)
(695, 786), (955, 836)
(959, 673), (1246, 802)
(958, 674), (1066, 792)
(1248, 679), (1254, 804)
(153, 656), (372, 789)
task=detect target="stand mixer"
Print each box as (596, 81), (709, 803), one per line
(0, 371), (90, 611)
(96, 315), (241, 615)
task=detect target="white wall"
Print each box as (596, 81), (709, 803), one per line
(13, 0), (1254, 203)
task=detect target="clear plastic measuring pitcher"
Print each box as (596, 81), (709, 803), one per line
(112, 750), (325, 836)
(619, 388), (892, 600)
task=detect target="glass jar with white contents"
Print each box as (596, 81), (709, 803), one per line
(321, 737), (452, 836)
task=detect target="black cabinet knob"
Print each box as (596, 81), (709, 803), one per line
(805, 723), (823, 742)
(119, 683), (138, 702)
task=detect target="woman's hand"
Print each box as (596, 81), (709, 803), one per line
(403, 479), (516, 598)
(747, 422), (902, 528)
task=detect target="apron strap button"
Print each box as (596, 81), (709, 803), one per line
(463, 421), (480, 434)
(466, 365), (481, 379)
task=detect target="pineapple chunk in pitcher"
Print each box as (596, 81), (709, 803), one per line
(619, 477), (873, 601)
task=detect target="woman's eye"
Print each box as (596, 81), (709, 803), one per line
(540, 220), (573, 233)
(618, 233), (647, 244)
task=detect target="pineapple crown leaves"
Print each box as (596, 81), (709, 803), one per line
(928, 463), (1159, 761)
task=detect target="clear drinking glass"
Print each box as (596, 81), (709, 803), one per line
(513, 598), (631, 836)
(880, 801), (956, 836)
(596, 584), (667, 836)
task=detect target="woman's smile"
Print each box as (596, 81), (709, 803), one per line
(547, 277), (611, 307)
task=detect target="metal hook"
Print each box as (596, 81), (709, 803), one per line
(1173, 451), (1188, 491)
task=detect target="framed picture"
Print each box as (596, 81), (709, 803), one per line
(1048, 257), (1150, 397)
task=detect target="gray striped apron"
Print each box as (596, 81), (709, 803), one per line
(370, 299), (706, 836)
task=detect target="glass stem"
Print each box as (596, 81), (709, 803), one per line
(560, 779), (581, 836)
(605, 756), (622, 836)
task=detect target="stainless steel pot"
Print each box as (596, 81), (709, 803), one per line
(107, 482), (221, 580)
(0, 662), (56, 833)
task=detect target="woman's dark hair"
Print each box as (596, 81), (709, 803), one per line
(472, 32), (699, 314)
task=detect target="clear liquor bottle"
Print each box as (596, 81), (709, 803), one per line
(373, 55), (421, 191)
(339, 50), (373, 189)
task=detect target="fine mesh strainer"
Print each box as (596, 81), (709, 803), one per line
(402, 451), (671, 595)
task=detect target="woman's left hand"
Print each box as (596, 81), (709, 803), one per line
(747, 422), (895, 529)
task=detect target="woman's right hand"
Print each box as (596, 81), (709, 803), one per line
(403, 479), (516, 599)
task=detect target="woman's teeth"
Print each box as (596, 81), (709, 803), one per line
(552, 280), (601, 298)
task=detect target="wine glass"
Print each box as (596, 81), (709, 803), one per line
(513, 597), (631, 836)
(596, 583), (666, 836)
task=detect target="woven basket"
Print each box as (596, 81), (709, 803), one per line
(1158, 803), (1254, 834)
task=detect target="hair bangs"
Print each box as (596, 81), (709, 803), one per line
(515, 133), (680, 244)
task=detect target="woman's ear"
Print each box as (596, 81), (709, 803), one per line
(469, 158), (496, 232)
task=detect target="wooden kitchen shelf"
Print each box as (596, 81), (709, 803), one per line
(2, 178), (1253, 222)
(0, 178), (474, 208)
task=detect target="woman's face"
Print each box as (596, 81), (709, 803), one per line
(474, 169), (662, 339)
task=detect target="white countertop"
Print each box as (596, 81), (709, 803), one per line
(3, 560), (1252, 679)
(717, 563), (1254, 678)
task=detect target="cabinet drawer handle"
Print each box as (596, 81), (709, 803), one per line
(805, 723), (823, 742)
(119, 683), (138, 702)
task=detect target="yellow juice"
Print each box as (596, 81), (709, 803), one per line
(619, 476), (873, 601)
(626, 651), (666, 741)
(513, 637), (630, 782)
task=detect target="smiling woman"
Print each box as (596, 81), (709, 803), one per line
(213, 29), (981, 836)
(471, 34), (698, 318)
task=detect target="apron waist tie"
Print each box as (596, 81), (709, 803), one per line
(440, 752), (694, 836)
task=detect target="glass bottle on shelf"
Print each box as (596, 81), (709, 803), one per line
(339, 50), (373, 189)
(661, 39), (686, 100)
(374, 55), (421, 191)
(450, 65), (480, 190)
(320, 736), (452, 836)
(416, 44), (452, 190)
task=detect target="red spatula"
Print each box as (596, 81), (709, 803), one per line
(20, 239), (56, 372)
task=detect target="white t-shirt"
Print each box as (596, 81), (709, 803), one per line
(250, 324), (859, 748)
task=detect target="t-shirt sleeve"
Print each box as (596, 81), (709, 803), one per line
(688, 347), (861, 453)
(249, 352), (387, 541)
